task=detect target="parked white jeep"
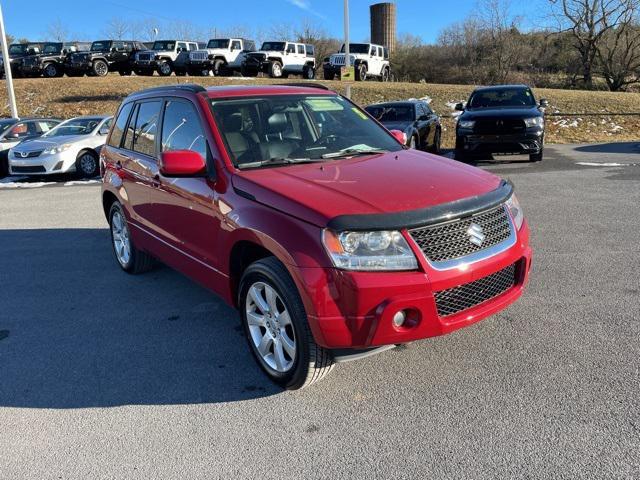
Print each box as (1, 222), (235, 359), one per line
(133, 40), (200, 76)
(323, 43), (390, 82)
(241, 41), (316, 79)
(187, 38), (256, 76)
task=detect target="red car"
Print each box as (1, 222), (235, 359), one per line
(101, 84), (531, 389)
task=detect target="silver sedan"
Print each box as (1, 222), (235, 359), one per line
(9, 115), (112, 178)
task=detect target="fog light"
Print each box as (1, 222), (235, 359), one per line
(53, 161), (64, 171)
(392, 310), (407, 327)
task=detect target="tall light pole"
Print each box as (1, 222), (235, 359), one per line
(0, 3), (18, 118)
(343, 0), (351, 99)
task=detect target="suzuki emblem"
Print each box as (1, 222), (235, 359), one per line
(467, 223), (486, 247)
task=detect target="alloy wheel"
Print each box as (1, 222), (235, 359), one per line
(44, 64), (57, 77)
(111, 210), (131, 267)
(272, 63), (282, 77)
(95, 61), (108, 76)
(79, 154), (96, 176)
(159, 63), (171, 75)
(245, 281), (296, 373)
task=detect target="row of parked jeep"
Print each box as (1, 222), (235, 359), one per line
(1, 38), (392, 81)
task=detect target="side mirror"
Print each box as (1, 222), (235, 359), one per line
(111, 47), (117, 52)
(389, 129), (407, 145)
(539, 98), (549, 108)
(99, 126), (110, 136)
(455, 103), (464, 111)
(159, 150), (207, 177)
(418, 114), (430, 121)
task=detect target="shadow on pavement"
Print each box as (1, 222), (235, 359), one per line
(0, 228), (280, 408)
(574, 142), (640, 154)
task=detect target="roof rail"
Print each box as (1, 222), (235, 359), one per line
(131, 84), (207, 96)
(279, 82), (331, 90)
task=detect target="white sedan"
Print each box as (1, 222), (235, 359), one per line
(9, 115), (112, 178)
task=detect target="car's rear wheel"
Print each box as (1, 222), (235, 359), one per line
(430, 128), (442, 154)
(355, 64), (367, 81)
(303, 65), (315, 79)
(239, 257), (334, 389)
(109, 202), (155, 274)
(92, 60), (108, 77)
(75, 151), (99, 178)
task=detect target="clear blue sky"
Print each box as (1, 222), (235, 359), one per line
(3, 0), (548, 44)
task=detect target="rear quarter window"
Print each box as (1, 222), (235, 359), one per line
(108, 102), (134, 148)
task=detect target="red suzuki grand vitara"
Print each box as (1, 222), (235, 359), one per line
(101, 84), (531, 389)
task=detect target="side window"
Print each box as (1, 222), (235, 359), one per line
(34, 121), (53, 134)
(109, 102), (134, 148)
(131, 101), (162, 156)
(297, 45), (305, 54)
(161, 100), (207, 160)
(46, 121), (60, 131)
(423, 102), (433, 115)
(122, 104), (139, 150)
(286, 44), (295, 54)
(177, 42), (187, 51)
(112, 41), (124, 51)
(244, 40), (256, 52)
(377, 47), (383, 57)
(231, 40), (241, 51)
(8, 123), (29, 138)
(370, 46), (376, 56)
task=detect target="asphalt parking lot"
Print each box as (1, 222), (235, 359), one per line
(1, 142), (639, 479)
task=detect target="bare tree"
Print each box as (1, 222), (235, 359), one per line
(550, 0), (639, 88)
(46, 18), (69, 42)
(598, 21), (640, 90)
(102, 17), (132, 39)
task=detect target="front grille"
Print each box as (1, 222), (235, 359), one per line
(13, 150), (42, 158)
(332, 55), (346, 66)
(137, 52), (153, 62)
(247, 53), (266, 61)
(189, 51), (208, 62)
(11, 165), (46, 173)
(434, 262), (517, 317)
(409, 205), (512, 263)
(474, 118), (526, 135)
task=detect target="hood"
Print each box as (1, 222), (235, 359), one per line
(13, 135), (88, 151)
(460, 106), (542, 120)
(232, 149), (502, 228)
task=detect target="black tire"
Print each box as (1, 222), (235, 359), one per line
(241, 65), (258, 77)
(239, 257), (334, 390)
(92, 59), (108, 77)
(0, 151), (9, 178)
(530, 150), (543, 162)
(268, 61), (283, 78)
(108, 202), (155, 274)
(157, 60), (173, 76)
(430, 128), (442, 154)
(323, 70), (335, 81)
(212, 59), (224, 76)
(66, 70), (84, 77)
(42, 63), (60, 78)
(379, 67), (390, 82)
(302, 65), (316, 80)
(174, 69), (186, 76)
(75, 150), (99, 178)
(355, 63), (367, 81)
(118, 69), (132, 76)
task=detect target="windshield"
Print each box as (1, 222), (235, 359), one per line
(207, 39), (230, 49)
(260, 42), (285, 52)
(468, 88), (536, 109)
(42, 43), (62, 54)
(152, 41), (175, 51)
(43, 118), (103, 137)
(90, 41), (111, 52)
(340, 43), (369, 54)
(365, 105), (414, 122)
(210, 94), (402, 168)
(9, 44), (27, 55)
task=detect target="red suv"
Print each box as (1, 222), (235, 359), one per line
(101, 84), (531, 389)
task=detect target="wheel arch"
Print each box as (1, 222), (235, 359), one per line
(102, 190), (119, 220)
(229, 240), (276, 307)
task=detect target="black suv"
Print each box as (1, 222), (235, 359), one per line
(66, 40), (147, 77)
(19, 42), (91, 78)
(1, 43), (43, 78)
(455, 85), (548, 162)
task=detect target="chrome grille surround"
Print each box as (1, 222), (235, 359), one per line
(189, 51), (208, 62)
(409, 204), (515, 271)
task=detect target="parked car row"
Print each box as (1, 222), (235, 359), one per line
(2, 38), (391, 81)
(0, 115), (112, 178)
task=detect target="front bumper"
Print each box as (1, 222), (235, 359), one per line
(457, 130), (544, 154)
(9, 149), (77, 175)
(295, 221), (531, 349)
(134, 61), (158, 72)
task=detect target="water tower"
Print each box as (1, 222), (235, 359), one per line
(370, 2), (397, 53)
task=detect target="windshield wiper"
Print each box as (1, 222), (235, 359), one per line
(237, 157), (320, 170)
(321, 148), (387, 159)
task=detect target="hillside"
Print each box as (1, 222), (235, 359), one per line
(1, 76), (639, 148)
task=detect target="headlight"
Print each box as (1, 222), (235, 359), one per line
(524, 117), (544, 128)
(458, 120), (475, 129)
(43, 144), (72, 155)
(505, 194), (524, 230)
(322, 230), (418, 271)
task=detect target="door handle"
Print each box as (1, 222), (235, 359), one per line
(152, 174), (161, 187)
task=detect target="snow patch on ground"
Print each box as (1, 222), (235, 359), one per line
(64, 180), (101, 186)
(0, 181), (57, 189)
(576, 162), (627, 167)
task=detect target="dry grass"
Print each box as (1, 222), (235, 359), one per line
(1, 75), (639, 148)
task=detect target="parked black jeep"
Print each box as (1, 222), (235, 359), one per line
(0, 43), (43, 78)
(19, 42), (91, 78)
(455, 85), (548, 162)
(65, 40), (147, 77)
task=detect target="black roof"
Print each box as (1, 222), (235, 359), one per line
(472, 84), (531, 92)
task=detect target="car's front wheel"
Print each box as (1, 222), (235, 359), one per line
(43, 63), (60, 78)
(530, 149), (543, 162)
(157, 60), (172, 76)
(92, 60), (108, 77)
(239, 257), (334, 389)
(269, 61), (283, 78)
(75, 150), (99, 178)
(109, 202), (155, 274)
